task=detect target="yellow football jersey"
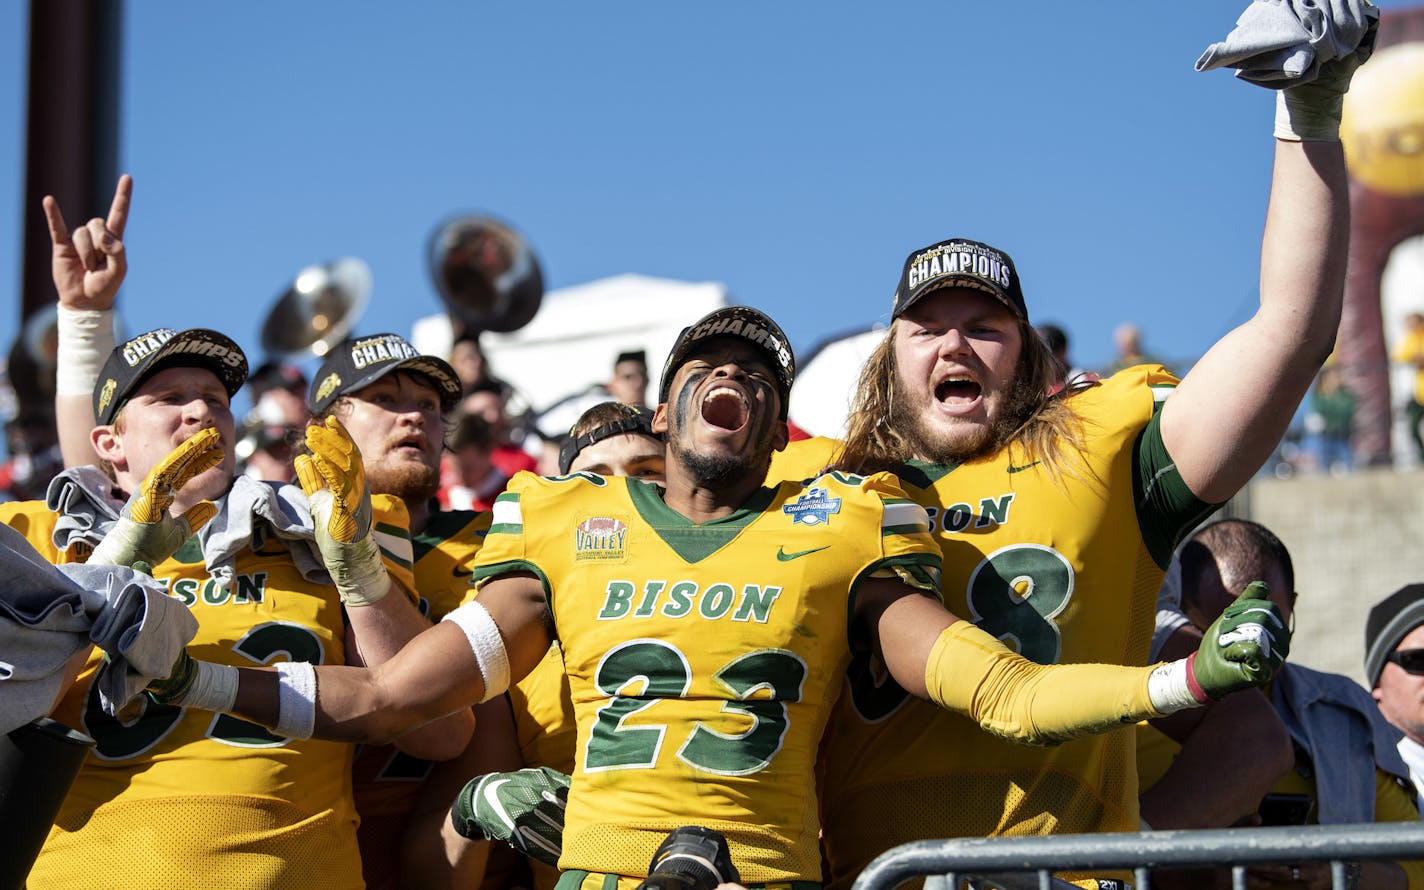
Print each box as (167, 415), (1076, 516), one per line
(0, 499), (367, 890)
(818, 366), (1215, 888)
(472, 469), (940, 884)
(354, 507), (490, 890)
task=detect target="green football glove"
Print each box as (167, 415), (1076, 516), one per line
(146, 650), (198, 704)
(1191, 581), (1290, 699)
(89, 427), (223, 570)
(297, 416), (388, 606)
(450, 766), (570, 867)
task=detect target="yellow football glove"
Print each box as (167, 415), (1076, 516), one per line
(89, 427), (223, 571)
(297, 416), (388, 606)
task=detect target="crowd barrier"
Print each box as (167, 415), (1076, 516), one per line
(850, 822), (1424, 890)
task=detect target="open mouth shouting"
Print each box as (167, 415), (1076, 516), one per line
(933, 374), (984, 414)
(701, 384), (751, 434)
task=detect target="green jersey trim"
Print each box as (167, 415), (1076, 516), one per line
(895, 458), (958, 489)
(626, 478), (779, 564)
(846, 552), (945, 640)
(1132, 410), (1217, 568)
(412, 509), (484, 562)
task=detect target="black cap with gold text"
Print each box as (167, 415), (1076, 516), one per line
(309, 333), (462, 415)
(659, 306), (795, 419)
(94, 328), (249, 425)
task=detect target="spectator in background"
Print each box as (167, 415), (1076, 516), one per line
(0, 410), (63, 503)
(534, 348), (653, 447)
(1394, 312), (1424, 462)
(1304, 364), (1356, 475)
(1367, 584), (1424, 814)
(605, 349), (649, 407)
(461, 379), (538, 478)
(236, 361), (309, 483)
(246, 360), (309, 426)
(1104, 321), (1166, 376)
(449, 331), (488, 393)
(1141, 519), (1420, 890)
(234, 418), (300, 483)
(1035, 322), (1092, 392)
(440, 412), (505, 512)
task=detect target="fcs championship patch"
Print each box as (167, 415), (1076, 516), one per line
(575, 515), (629, 563)
(314, 372), (342, 405)
(783, 486), (841, 527)
(97, 378), (117, 415)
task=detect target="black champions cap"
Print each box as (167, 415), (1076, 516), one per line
(891, 237), (1028, 322)
(658, 306), (796, 420)
(309, 333), (463, 416)
(94, 328), (249, 425)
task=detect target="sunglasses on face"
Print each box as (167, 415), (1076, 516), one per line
(1387, 649), (1424, 675)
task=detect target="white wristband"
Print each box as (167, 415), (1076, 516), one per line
(173, 661), (239, 713)
(55, 306), (115, 397)
(1147, 659), (1203, 715)
(442, 601), (511, 703)
(274, 661), (317, 740)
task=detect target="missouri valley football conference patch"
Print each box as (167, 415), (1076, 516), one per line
(575, 515), (630, 563)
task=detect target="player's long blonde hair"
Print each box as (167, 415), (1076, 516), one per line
(833, 319), (1093, 482)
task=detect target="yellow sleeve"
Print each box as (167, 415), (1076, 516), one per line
(1374, 769), (1424, 890)
(925, 621), (1163, 746)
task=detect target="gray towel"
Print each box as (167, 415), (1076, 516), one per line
(1196, 0), (1379, 87)
(195, 475), (329, 589)
(46, 466), (123, 553)
(47, 468), (333, 589)
(0, 522), (194, 734)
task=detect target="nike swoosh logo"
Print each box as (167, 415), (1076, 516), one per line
(481, 777), (514, 827)
(1007, 461), (1041, 474)
(776, 545), (830, 562)
(452, 565), (474, 578)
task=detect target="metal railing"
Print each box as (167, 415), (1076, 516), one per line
(851, 823), (1424, 890)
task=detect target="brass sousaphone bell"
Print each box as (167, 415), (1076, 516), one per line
(428, 215), (543, 334)
(260, 257), (373, 358)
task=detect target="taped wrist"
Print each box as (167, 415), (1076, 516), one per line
(925, 621), (1163, 745)
(1147, 654), (1209, 715)
(323, 531), (390, 607)
(274, 661), (317, 740)
(167, 660), (239, 712)
(56, 307), (115, 397)
(1274, 85), (1343, 142)
(89, 516), (182, 570)
(442, 601), (511, 703)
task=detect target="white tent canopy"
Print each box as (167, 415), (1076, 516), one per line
(788, 326), (885, 439)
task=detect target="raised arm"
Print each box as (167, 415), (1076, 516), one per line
(46, 175), (129, 469)
(1162, 140), (1350, 503)
(1162, 41), (1368, 503)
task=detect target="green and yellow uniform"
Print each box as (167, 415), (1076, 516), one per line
(472, 469), (941, 885)
(813, 366), (1215, 888)
(353, 507), (489, 890)
(1, 492), (416, 890)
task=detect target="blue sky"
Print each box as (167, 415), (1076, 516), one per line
(1, 2), (1415, 402)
